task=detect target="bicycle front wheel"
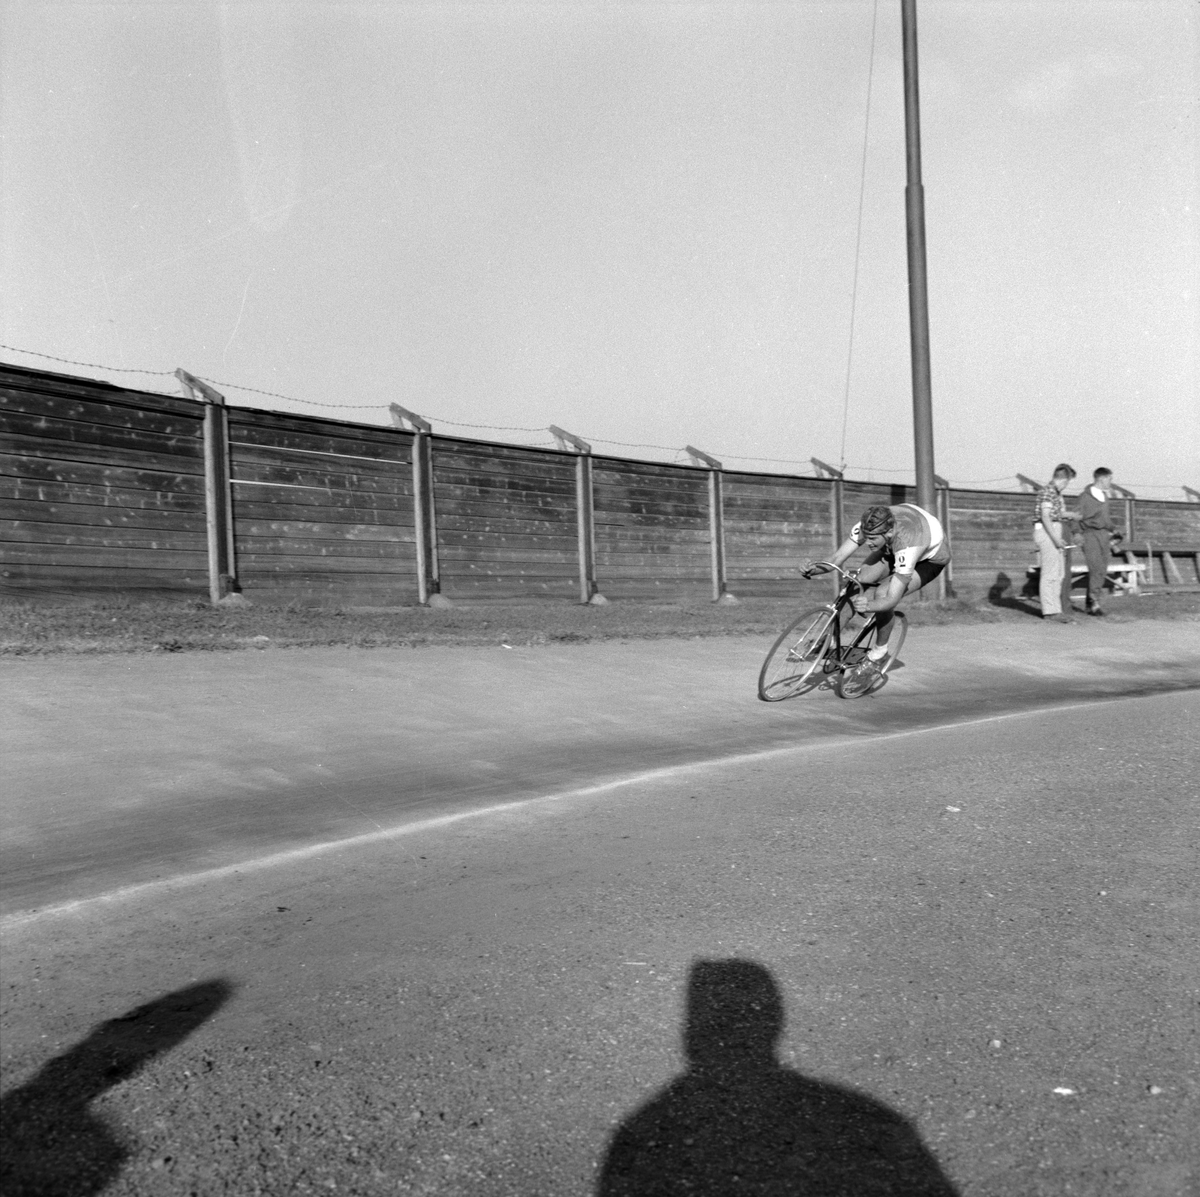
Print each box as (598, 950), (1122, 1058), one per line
(836, 611), (908, 699)
(758, 606), (839, 702)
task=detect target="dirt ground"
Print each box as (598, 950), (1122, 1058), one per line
(2, 586), (1197, 655)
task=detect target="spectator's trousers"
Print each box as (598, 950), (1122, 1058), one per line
(1081, 529), (1111, 610)
(1034, 523), (1065, 616)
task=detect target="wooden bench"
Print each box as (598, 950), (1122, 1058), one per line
(1121, 545), (1200, 587)
(1026, 560), (1147, 595)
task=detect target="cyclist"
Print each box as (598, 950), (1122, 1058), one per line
(802, 503), (950, 679)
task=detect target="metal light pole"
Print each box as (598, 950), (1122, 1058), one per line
(902, 0), (936, 515)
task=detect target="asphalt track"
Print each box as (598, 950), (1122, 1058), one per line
(3, 621), (1199, 917)
(2, 619), (1199, 1195)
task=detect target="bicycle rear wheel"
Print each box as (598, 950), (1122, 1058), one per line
(836, 611), (908, 699)
(758, 606), (839, 702)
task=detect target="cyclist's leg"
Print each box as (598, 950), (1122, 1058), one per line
(904, 558), (946, 596)
(870, 560), (946, 656)
(857, 552), (897, 659)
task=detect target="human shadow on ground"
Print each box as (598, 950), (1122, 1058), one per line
(597, 959), (958, 1197)
(0, 978), (233, 1197)
(986, 571), (1042, 617)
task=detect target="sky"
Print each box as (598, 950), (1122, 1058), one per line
(1, 0), (1196, 496)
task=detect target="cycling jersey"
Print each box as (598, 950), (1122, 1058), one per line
(850, 503), (950, 577)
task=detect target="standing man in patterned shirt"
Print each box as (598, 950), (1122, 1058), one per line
(1034, 463), (1078, 623)
(1078, 468), (1121, 616)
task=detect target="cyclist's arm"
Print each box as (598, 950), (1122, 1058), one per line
(828, 535), (861, 569)
(861, 572), (908, 613)
(859, 542), (923, 613)
(805, 535), (860, 575)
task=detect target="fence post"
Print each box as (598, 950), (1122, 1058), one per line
(811, 459), (844, 600)
(686, 447), (734, 603)
(390, 404), (443, 605)
(550, 426), (604, 604)
(1110, 483), (1136, 545)
(176, 369), (237, 603)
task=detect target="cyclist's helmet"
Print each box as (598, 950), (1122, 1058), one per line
(859, 505), (895, 536)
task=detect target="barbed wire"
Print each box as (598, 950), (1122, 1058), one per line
(1, 342), (1194, 495)
(585, 436), (689, 452)
(431, 417), (547, 433)
(0, 343), (175, 375)
(196, 376), (385, 411)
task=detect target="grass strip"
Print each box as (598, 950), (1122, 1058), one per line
(1, 590), (1196, 656)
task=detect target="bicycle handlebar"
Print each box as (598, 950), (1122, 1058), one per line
(802, 560), (858, 581)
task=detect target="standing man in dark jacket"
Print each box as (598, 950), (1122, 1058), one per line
(1078, 468), (1121, 616)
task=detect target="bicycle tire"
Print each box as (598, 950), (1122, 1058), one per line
(836, 611), (908, 699)
(757, 606), (839, 702)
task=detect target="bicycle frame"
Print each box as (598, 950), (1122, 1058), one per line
(806, 561), (877, 677)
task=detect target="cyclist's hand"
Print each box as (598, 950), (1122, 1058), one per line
(851, 594), (870, 615)
(801, 561), (828, 578)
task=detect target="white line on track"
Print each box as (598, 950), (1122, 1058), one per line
(0, 692), (1186, 930)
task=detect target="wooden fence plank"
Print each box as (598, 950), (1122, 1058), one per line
(234, 536), (413, 558)
(229, 406), (408, 444)
(0, 478), (207, 512)
(1, 543), (207, 569)
(0, 453), (206, 493)
(235, 554), (412, 575)
(230, 461), (407, 494)
(437, 514), (578, 536)
(1, 390), (205, 437)
(3, 432), (206, 477)
(0, 370), (199, 416)
(3, 409), (204, 458)
(430, 487), (574, 512)
(3, 520), (208, 550)
(2, 499), (208, 530)
(232, 499), (413, 525)
(0, 564), (203, 588)
(229, 428), (408, 464)
(236, 520), (416, 542)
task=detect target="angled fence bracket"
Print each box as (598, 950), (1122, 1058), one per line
(177, 369), (238, 603)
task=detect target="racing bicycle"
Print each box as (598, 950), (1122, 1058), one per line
(757, 561), (908, 701)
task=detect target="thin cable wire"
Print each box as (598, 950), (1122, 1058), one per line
(585, 436), (686, 452)
(430, 418), (546, 433)
(838, 0), (879, 473)
(721, 453), (812, 465)
(199, 377), (385, 410)
(2, 343), (1193, 494)
(0, 344), (175, 375)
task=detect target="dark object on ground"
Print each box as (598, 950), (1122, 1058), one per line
(0, 981), (233, 1197)
(598, 959), (958, 1196)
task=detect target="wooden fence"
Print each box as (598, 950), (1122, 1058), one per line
(3, 360), (1198, 605)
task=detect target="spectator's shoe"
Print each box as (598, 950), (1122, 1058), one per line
(1088, 606), (1106, 617)
(1043, 614), (1075, 624)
